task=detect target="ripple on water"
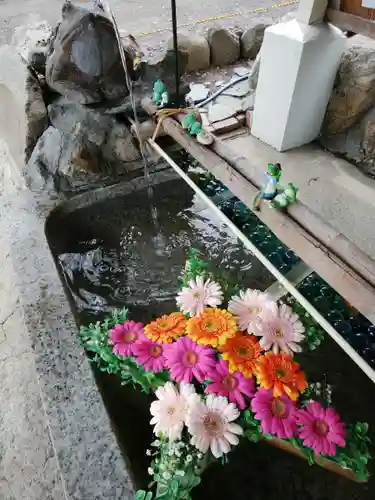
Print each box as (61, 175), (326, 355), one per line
(56, 179), (272, 322)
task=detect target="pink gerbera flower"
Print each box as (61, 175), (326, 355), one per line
(297, 401), (347, 456)
(205, 358), (255, 409)
(164, 336), (216, 383)
(228, 289), (276, 332)
(109, 320), (145, 357)
(251, 388), (297, 439)
(132, 338), (167, 373)
(176, 276), (223, 316)
(186, 394), (243, 458)
(254, 303), (305, 355)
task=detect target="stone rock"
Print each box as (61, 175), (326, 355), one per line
(12, 18), (52, 73)
(208, 99), (239, 123)
(320, 105), (375, 178)
(167, 33), (210, 72)
(0, 45), (41, 172)
(234, 66), (250, 77)
(130, 119), (164, 140)
(48, 96), (112, 146)
(48, 96), (140, 163)
(26, 122), (141, 193)
(102, 122), (140, 164)
(142, 49), (188, 90)
(363, 118), (375, 157)
(25, 73), (48, 162)
(222, 78), (250, 98)
(186, 83), (210, 104)
(215, 95), (244, 115)
(29, 47), (49, 74)
(323, 42), (375, 135)
(241, 23), (270, 60)
(207, 28), (240, 66)
(45, 1), (134, 105)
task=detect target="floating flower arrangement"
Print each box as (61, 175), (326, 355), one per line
(80, 249), (371, 500)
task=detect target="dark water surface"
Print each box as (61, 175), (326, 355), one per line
(48, 176), (375, 499)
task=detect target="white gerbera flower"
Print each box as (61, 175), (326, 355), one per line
(176, 276), (223, 316)
(228, 289), (276, 332)
(186, 394), (243, 458)
(150, 383), (200, 441)
(254, 303), (305, 355)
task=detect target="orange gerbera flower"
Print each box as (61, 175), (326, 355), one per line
(219, 333), (262, 378)
(145, 312), (187, 343)
(186, 308), (237, 347)
(256, 352), (307, 401)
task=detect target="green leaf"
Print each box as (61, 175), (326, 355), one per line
(78, 309), (170, 393)
(135, 491), (148, 500)
(169, 479), (179, 496)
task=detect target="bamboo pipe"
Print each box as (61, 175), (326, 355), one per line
(141, 97), (375, 324)
(148, 138), (375, 385)
(148, 139), (367, 482)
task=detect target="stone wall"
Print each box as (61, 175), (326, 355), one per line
(320, 35), (375, 178)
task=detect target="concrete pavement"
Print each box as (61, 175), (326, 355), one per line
(0, 0), (296, 50)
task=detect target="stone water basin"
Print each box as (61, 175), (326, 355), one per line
(45, 168), (375, 499)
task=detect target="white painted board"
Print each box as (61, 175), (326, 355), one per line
(362, 0), (375, 8)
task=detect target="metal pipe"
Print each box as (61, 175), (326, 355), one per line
(148, 138), (375, 385)
(196, 74), (249, 108)
(171, 0), (180, 105)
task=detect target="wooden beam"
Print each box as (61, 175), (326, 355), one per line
(267, 437), (363, 482)
(141, 98), (375, 323)
(326, 8), (375, 38)
(209, 136), (375, 292)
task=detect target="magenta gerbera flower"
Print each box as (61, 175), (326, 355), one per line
(109, 320), (145, 357)
(164, 336), (216, 383)
(133, 338), (167, 373)
(251, 388), (298, 439)
(205, 358), (255, 409)
(296, 401), (346, 456)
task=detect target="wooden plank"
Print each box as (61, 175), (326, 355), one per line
(327, 8), (375, 37)
(141, 98), (375, 323)
(209, 137), (375, 292)
(341, 0), (375, 20)
(267, 437), (363, 482)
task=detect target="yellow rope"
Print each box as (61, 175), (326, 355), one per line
(135, 1), (298, 38)
(152, 108), (202, 141)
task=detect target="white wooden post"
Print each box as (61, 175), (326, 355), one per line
(296, 0), (329, 24)
(251, 0), (345, 152)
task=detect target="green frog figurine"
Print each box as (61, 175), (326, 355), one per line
(152, 79), (168, 107)
(270, 183), (298, 209)
(182, 112), (213, 145)
(252, 162), (282, 211)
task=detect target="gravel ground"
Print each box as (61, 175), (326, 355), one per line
(0, 0), (296, 53)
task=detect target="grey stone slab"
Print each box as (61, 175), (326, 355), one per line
(208, 102), (236, 123)
(0, 145), (135, 499)
(186, 83), (210, 104)
(234, 66), (250, 76)
(221, 79), (250, 98)
(209, 95), (245, 123)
